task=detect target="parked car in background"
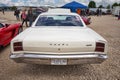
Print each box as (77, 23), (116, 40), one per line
(81, 16), (91, 25)
(102, 9), (109, 15)
(10, 8), (107, 65)
(89, 8), (97, 15)
(32, 8), (47, 21)
(89, 8), (110, 15)
(0, 23), (22, 48)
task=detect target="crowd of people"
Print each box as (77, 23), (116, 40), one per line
(76, 8), (90, 16)
(76, 8), (103, 16)
(13, 7), (120, 27)
(14, 7), (34, 27)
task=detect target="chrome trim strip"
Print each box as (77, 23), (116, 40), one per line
(10, 53), (107, 59)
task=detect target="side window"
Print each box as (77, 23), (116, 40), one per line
(0, 23), (4, 28)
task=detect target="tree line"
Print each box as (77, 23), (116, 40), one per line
(88, 1), (120, 9)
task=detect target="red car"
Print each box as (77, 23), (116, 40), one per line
(0, 23), (22, 48)
(81, 16), (91, 25)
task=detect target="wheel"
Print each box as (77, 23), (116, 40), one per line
(18, 27), (23, 34)
(0, 45), (3, 50)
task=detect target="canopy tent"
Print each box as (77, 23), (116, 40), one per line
(61, 1), (87, 12)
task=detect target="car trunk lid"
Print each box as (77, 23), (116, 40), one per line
(22, 27), (96, 53)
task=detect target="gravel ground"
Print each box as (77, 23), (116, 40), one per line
(0, 13), (120, 80)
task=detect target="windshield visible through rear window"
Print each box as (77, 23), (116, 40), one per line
(35, 15), (83, 27)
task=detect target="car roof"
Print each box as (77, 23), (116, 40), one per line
(47, 8), (71, 13)
(40, 12), (79, 16)
(40, 8), (78, 16)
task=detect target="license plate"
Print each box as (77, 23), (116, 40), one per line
(51, 59), (67, 65)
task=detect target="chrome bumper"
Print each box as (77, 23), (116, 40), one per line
(10, 53), (108, 65)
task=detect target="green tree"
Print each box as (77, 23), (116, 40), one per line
(88, 1), (96, 8)
(99, 5), (104, 8)
(112, 3), (119, 8)
(106, 5), (110, 9)
(11, 6), (17, 11)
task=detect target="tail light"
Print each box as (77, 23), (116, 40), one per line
(95, 42), (105, 52)
(13, 42), (23, 51)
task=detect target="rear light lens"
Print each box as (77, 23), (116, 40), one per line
(95, 42), (105, 52)
(13, 42), (23, 51)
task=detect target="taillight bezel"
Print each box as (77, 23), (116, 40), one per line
(95, 42), (105, 52)
(13, 42), (23, 51)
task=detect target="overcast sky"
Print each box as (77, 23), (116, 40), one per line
(0, 0), (120, 6)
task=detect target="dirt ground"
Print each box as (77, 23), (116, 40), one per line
(0, 11), (120, 80)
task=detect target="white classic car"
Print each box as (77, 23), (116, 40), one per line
(10, 9), (108, 65)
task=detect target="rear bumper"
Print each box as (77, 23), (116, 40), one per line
(10, 53), (107, 65)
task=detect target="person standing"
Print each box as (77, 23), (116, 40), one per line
(14, 9), (20, 20)
(2, 8), (5, 15)
(96, 8), (99, 16)
(27, 7), (34, 27)
(76, 8), (81, 15)
(86, 9), (89, 16)
(99, 8), (102, 16)
(21, 9), (28, 27)
(118, 11), (120, 20)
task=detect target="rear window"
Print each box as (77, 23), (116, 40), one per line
(35, 15), (83, 27)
